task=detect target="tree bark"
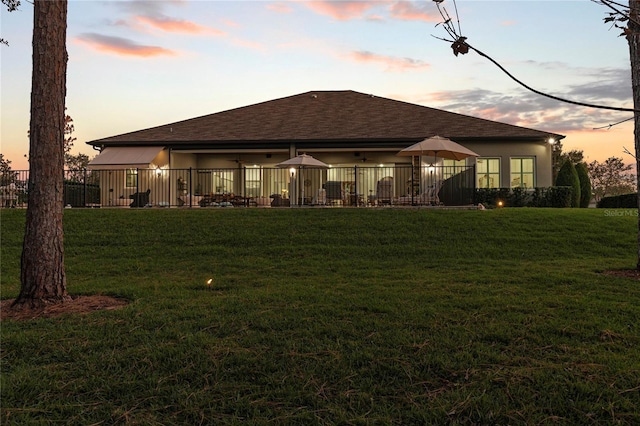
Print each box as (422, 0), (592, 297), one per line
(14, 0), (69, 308)
(630, 1), (640, 270)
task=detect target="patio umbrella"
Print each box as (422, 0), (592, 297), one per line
(277, 154), (329, 206)
(396, 135), (479, 161)
(397, 136), (479, 205)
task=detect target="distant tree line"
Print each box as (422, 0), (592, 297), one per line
(553, 140), (636, 205)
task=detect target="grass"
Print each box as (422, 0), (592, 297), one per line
(1, 207), (639, 425)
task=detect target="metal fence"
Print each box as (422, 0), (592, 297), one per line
(0, 165), (476, 208)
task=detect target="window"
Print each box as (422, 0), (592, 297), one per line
(245, 167), (262, 197)
(213, 170), (234, 193)
(510, 158), (535, 188)
(125, 169), (138, 188)
(476, 158), (500, 188)
(442, 159), (467, 181)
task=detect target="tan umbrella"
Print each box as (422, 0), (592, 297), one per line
(276, 153), (329, 168)
(397, 135), (479, 161)
(277, 154), (329, 206)
(398, 136), (479, 205)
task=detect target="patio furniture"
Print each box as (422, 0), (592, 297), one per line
(376, 177), (394, 205)
(178, 194), (203, 207)
(312, 188), (327, 205)
(130, 189), (151, 207)
(0, 184), (17, 208)
(325, 181), (343, 205)
(254, 196), (271, 207)
(398, 181), (442, 205)
(270, 194), (290, 207)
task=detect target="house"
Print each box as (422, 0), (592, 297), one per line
(87, 90), (564, 207)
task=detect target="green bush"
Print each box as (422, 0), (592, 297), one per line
(555, 160), (580, 207)
(597, 193), (638, 208)
(575, 162), (592, 208)
(545, 186), (573, 208)
(474, 187), (571, 208)
(474, 188), (510, 207)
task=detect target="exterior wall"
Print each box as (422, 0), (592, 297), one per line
(462, 140), (553, 188)
(171, 152), (197, 169)
(167, 139), (553, 201)
(155, 149), (170, 167)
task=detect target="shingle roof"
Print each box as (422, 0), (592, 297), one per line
(87, 90), (563, 147)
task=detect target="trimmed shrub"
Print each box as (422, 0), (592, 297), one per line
(555, 160), (580, 207)
(575, 162), (592, 208)
(509, 186), (529, 207)
(597, 193), (638, 208)
(474, 187), (571, 208)
(474, 188), (511, 207)
(545, 186), (573, 208)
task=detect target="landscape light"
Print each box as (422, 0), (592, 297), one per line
(497, 200), (504, 208)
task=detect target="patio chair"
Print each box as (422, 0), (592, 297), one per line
(130, 189), (150, 207)
(312, 187), (327, 205)
(376, 176), (393, 205)
(419, 181), (442, 205)
(325, 181), (343, 205)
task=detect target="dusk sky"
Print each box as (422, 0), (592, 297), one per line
(1, 0), (635, 170)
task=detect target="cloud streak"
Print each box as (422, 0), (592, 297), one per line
(303, 1), (382, 21)
(347, 50), (430, 71)
(75, 33), (177, 57)
(422, 79), (632, 134)
(389, 1), (439, 22)
(267, 2), (294, 14)
(134, 15), (226, 36)
(301, 1), (438, 22)
(414, 60), (633, 133)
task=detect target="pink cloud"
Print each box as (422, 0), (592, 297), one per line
(75, 33), (177, 57)
(231, 37), (265, 51)
(304, 1), (381, 21)
(366, 14), (386, 22)
(348, 50), (430, 71)
(267, 2), (294, 14)
(134, 15), (226, 36)
(389, 1), (439, 22)
(222, 19), (240, 28)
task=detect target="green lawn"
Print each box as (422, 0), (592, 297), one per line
(1, 208), (639, 425)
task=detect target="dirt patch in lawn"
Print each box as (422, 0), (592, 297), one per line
(1, 295), (128, 321)
(603, 269), (640, 280)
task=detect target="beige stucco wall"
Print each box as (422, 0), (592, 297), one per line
(168, 138), (554, 193)
(461, 140), (553, 188)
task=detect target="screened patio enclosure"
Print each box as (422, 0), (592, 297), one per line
(88, 164), (476, 208)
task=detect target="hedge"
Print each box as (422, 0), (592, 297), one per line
(596, 193), (638, 208)
(475, 187), (573, 208)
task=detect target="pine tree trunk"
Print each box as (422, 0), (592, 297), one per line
(14, 0), (70, 308)
(630, 0), (640, 270)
